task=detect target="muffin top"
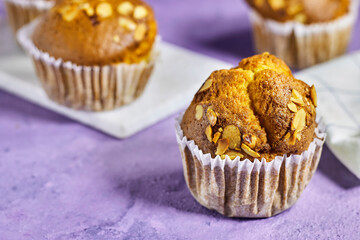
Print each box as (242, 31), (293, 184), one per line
(32, 0), (157, 65)
(180, 53), (318, 161)
(246, 0), (350, 24)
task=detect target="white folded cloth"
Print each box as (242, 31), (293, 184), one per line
(295, 51), (360, 178)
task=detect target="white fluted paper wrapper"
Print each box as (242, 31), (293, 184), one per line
(17, 18), (158, 111)
(4, 0), (54, 37)
(248, 0), (359, 68)
(175, 113), (326, 218)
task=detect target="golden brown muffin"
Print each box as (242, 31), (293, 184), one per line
(180, 52), (318, 161)
(31, 0), (157, 65)
(246, 0), (350, 24)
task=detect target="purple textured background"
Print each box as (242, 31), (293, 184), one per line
(1, 0), (360, 239)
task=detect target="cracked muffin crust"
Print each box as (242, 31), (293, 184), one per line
(32, 0), (157, 65)
(180, 52), (317, 161)
(245, 0), (350, 24)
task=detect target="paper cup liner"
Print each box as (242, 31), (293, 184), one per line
(4, 0), (53, 38)
(248, 0), (359, 69)
(175, 113), (326, 218)
(17, 18), (158, 111)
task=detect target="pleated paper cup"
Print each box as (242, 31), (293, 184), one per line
(17, 18), (158, 111)
(248, 0), (358, 69)
(175, 113), (326, 218)
(4, 0), (53, 38)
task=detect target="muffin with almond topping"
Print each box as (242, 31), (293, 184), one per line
(17, 0), (157, 111)
(176, 52), (326, 218)
(245, 0), (358, 68)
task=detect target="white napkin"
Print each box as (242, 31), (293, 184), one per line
(295, 51), (360, 178)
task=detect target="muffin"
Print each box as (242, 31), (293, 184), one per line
(4, 0), (55, 39)
(176, 53), (326, 217)
(17, 0), (158, 111)
(245, 0), (359, 68)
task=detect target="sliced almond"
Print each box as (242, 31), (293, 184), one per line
(226, 150), (244, 160)
(291, 108), (306, 131)
(291, 97), (304, 106)
(134, 23), (147, 41)
(294, 13), (307, 23)
(284, 132), (291, 140)
(241, 143), (260, 158)
(289, 131), (297, 145)
(117, 1), (134, 15)
(242, 134), (257, 149)
(289, 130), (301, 145)
(118, 17), (136, 31)
(96, 2), (113, 18)
(212, 132), (221, 144)
(79, 3), (94, 16)
(195, 105), (203, 120)
(310, 85), (317, 107)
(61, 7), (79, 22)
(206, 107), (217, 126)
(133, 6), (148, 19)
(222, 125), (241, 149)
(215, 138), (229, 155)
(310, 102), (316, 115)
(292, 90), (302, 99)
(113, 35), (120, 43)
(291, 89), (304, 106)
(205, 125), (212, 142)
(287, 102), (298, 113)
(199, 78), (212, 92)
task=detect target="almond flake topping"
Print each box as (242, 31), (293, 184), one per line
(291, 89), (304, 106)
(291, 108), (306, 132)
(195, 105), (203, 120)
(241, 143), (260, 158)
(134, 23), (147, 41)
(118, 17), (136, 31)
(205, 125), (212, 142)
(222, 125), (241, 149)
(216, 138), (229, 155)
(133, 6), (148, 19)
(96, 2), (113, 18)
(206, 107), (217, 126)
(212, 132), (221, 144)
(224, 150), (244, 160)
(310, 85), (317, 107)
(199, 78), (212, 92)
(287, 102), (298, 113)
(117, 1), (134, 15)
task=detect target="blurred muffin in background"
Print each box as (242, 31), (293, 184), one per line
(245, 0), (359, 68)
(4, 0), (55, 39)
(18, 0), (158, 111)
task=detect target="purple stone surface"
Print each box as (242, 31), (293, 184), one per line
(1, 0), (360, 239)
